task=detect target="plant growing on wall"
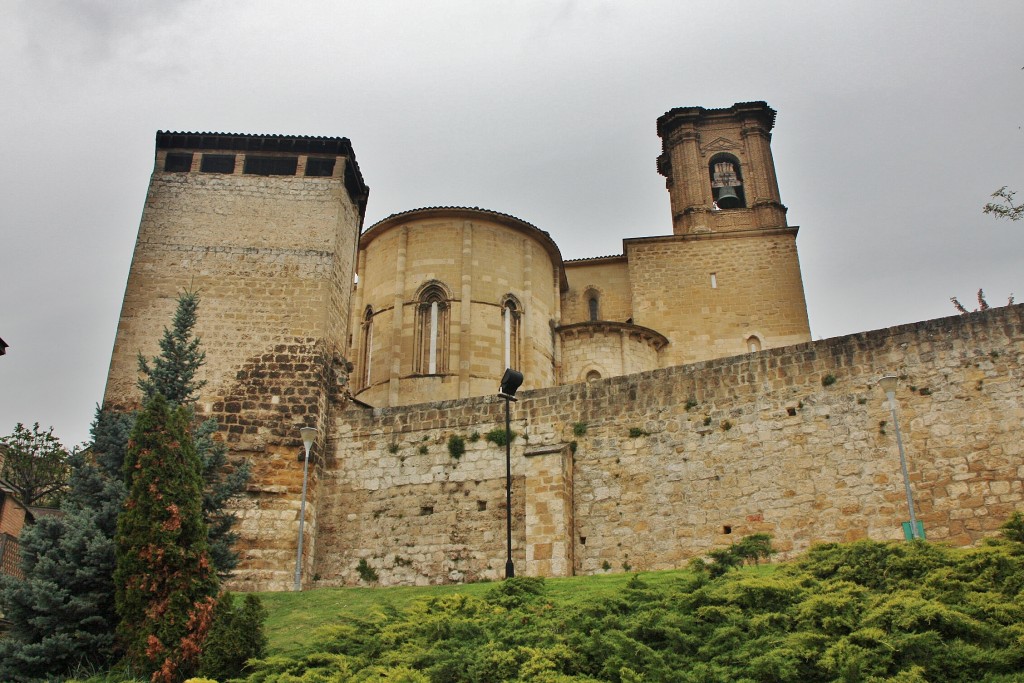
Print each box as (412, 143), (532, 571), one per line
(447, 434), (466, 459)
(485, 428), (516, 447)
(357, 558), (379, 583)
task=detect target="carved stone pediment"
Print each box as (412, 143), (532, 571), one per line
(700, 136), (740, 155)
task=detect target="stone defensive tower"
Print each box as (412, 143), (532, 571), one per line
(105, 132), (367, 589)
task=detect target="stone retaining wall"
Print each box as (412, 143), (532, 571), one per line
(306, 305), (1024, 586)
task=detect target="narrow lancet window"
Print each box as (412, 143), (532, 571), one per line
(502, 295), (522, 371)
(360, 306), (373, 389)
(415, 283), (450, 375)
(585, 289), (600, 321)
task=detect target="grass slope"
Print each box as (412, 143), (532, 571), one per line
(238, 538), (1024, 683)
(65, 522), (1024, 682)
(259, 567), (769, 658)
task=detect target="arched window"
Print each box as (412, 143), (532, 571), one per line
(414, 283), (450, 375)
(709, 153), (746, 209)
(585, 289), (600, 321)
(585, 370), (601, 382)
(746, 335), (762, 353)
(502, 295), (522, 371)
(360, 306), (373, 389)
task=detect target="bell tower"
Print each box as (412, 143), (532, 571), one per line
(656, 101), (787, 235)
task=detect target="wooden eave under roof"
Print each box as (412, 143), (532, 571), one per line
(155, 130), (370, 221)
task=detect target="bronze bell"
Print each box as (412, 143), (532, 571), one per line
(715, 184), (741, 209)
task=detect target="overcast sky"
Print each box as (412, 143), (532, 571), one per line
(2, 1), (1022, 447)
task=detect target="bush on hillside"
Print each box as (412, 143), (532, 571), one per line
(236, 524), (1024, 682)
(198, 592), (268, 680)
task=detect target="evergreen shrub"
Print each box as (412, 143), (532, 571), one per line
(197, 592), (268, 680)
(237, 520), (1024, 682)
(115, 394), (218, 682)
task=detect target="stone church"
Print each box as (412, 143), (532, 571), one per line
(104, 102), (1024, 590)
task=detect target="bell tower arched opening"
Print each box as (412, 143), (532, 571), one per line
(709, 153), (746, 209)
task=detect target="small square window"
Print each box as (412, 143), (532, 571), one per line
(164, 152), (193, 172)
(200, 154), (236, 174)
(244, 156), (298, 176)
(305, 157), (336, 177)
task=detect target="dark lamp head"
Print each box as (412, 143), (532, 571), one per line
(499, 368), (524, 397)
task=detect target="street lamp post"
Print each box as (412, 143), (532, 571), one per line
(498, 368), (524, 579)
(878, 374), (920, 540)
(294, 425), (318, 591)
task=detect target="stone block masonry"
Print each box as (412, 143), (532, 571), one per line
(308, 305), (1024, 586)
(104, 135), (367, 591)
(103, 121), (1019, 592)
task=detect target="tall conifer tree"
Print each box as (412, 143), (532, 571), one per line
(136, 290), (250, 576)
(137, 291), (206, 406)
(0, 292), (246, 680)
(0, 432), (127, 681)
(115, 393), (218, 682)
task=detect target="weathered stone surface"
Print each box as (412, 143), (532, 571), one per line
(103, 135), (366, 592)
(310, 306), (1024, 585)
(101, 117), (1023, 593)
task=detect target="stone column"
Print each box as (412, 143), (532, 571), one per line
(350, 248), (366, 382)
(741, 123), (780, 205)
(614, 328), (623, 376)
(671, 129), (705, 234)
(522, 237), (533, 383)
(552, 269), (563, 383)
(459, 221), (474, 398)
(388, 227), (408, 406)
